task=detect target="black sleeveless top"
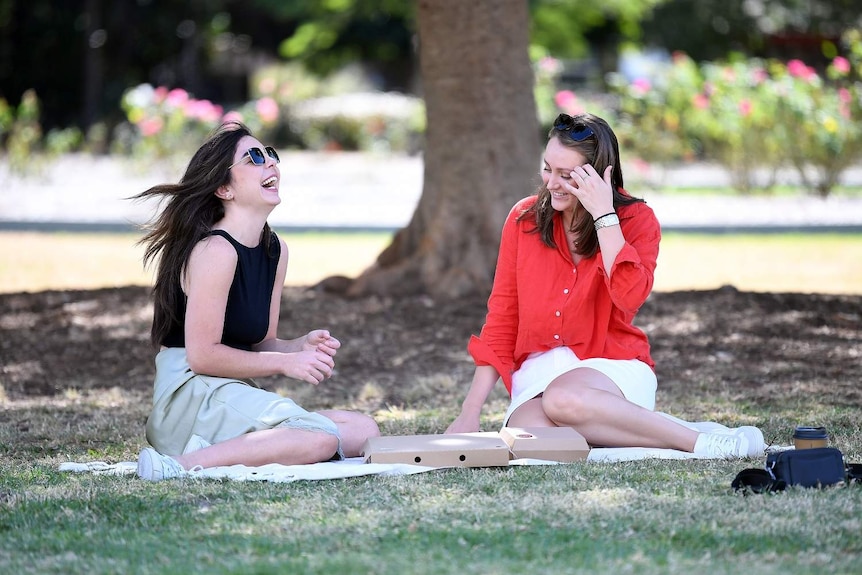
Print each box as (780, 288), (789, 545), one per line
(161, 229), (281, 351)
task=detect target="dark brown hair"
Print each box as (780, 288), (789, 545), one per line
(131, 121), (273, 346)
(518, 113), (644, 258)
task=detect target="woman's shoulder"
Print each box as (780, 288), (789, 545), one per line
(504, 195), (540, 231)
(507, 195), (539, 220)
(184, 233), (238, 289)
(513, 195), (539, 211)
(192, 232), (238, 262)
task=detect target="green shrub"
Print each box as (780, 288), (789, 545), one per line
(599, 28), (862, 196)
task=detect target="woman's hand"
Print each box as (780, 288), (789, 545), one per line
(445, 411), (481, 434)
(302, 329), (341, 357)
(567, 164), (615, 219)
(281, 348), (336, 385)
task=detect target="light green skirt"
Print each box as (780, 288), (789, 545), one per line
(145, 347), (342, 457)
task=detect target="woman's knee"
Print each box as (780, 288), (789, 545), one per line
(348, 412), (380, 440)
(541, 384), (591, 425)
(321, 410), (380, 441)
(305, 430), (341, 460)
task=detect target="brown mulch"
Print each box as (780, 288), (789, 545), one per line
(1, 286), (860, 411)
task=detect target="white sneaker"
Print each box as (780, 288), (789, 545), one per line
(693, 432), (750, 459)
(684, 420), (766, 456)
(727, 426), (765, 457)
(182, 434), (212, 455)
(137, 447), (188, 481)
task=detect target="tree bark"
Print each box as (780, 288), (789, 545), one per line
(335, 0), (540, 299)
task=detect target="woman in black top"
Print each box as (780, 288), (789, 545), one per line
(132, 122), (379, 480)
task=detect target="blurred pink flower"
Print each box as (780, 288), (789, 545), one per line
(184, 99), (212, 121)
(256, 97), (279, 124)
(555, 90), (575, 108)
(839, 88), (852, 118)
(631, 78), (651, 95)
(554, 90), (584, 115)
(139, 117), (164, 137)
(738, 99), (753, 116)
(693, 93), (710, 109)
(186, 99), (223, 123)
(751, 68), (768, 84)
(787, 59), (817, 80)
(222, 110), (244, 124)
(832, 56), (851, 75)
(153, 86), (168, 104)
(210, 104), (224, 122)
(165, 88), (190, 109)
(538, 56), (562, 75)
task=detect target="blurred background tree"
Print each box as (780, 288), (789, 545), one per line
(0, 0), (667, 136)
(1, 0), (860, 297)
(640, 0), (860, 64)
(3, 0), (857, 139)
(343, 0), (540, 298)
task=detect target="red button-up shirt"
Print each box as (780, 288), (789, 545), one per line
(468, 194), (661, 395)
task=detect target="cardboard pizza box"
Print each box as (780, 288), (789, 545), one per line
(361, 432), (511, 468)
(500, 426), (590, 462)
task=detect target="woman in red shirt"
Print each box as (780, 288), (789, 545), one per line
(445, 113), (764, 459)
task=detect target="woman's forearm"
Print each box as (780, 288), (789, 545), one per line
(459, 365), (501, 416)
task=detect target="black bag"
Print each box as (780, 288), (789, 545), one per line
(732, 447), (856, 494)
(767, 447), (846, 489)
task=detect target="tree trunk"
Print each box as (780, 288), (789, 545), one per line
(336, 0), (540, 299)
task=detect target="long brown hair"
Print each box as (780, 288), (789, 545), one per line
(518, 113), (644, 258)
(131, 121), (273, 347)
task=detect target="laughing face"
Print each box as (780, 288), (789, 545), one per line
(228, 135), (281, 208)
(541, 136), (588, 218)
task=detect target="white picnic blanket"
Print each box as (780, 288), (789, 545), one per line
(59, 458), (434, 482)
(59, 446), (791, 482)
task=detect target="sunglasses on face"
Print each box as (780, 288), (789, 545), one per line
(553, 114), (595, 141)
(229, 146), (280, 169)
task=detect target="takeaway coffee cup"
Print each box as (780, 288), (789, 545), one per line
(793, 426), (829, 450)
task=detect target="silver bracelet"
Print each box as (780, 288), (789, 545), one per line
(594, 213), (620, 230)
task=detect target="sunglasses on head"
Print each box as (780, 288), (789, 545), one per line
(229, 146), (280, 169)
(553, 114), (594, 141)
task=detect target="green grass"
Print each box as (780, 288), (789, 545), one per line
(2, 229), (862, 574)
(1, 389), (861, 575)
(4, 230), (862, 295)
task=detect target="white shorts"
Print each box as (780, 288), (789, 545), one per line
(503, 346), (657, 426)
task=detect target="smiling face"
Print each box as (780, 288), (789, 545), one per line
(227, 135), (281, 209)
(541, 136), (588, 218)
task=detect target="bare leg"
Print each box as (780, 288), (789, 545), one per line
(506, 397), (557, 427)
(174, 427), (341, 469)
(541, 367), (699, 450)
(318, 409), (380, 457)
(173, 411), (378, 469)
